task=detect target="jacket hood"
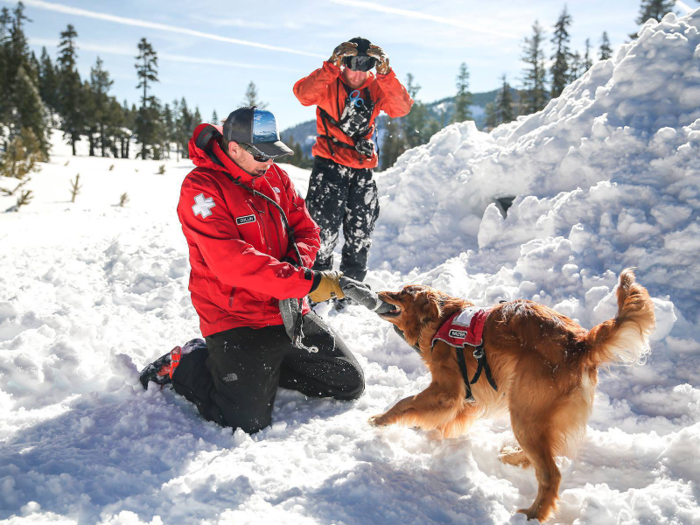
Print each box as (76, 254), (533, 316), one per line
(188, 123), (228, 171)
(188, 123), (262, 184)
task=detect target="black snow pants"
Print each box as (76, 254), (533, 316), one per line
(171, 311), (364, 434)
(305, 156), (380, 282)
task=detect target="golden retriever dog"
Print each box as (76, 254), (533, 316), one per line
(370, 269), (655, 521)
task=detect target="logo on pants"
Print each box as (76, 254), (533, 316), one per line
(223, 373), (238, 382)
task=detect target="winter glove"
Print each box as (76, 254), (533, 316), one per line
(329, 42), (358, 68)
(367, 44), (390, 75)
(308, 270), (345, 303)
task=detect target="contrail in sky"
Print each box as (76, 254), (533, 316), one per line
(8, 0), (324, 58)
(327, 0), (515, 39)
(30, 37), (303, 72)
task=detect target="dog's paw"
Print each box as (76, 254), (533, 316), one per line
(499, 446), (531, 468)
(516, 507), (539, 521)
(368, 414), (388, 426)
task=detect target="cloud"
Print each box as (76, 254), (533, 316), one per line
(11, 0), (324, 58)
(326, 0), (516, 39)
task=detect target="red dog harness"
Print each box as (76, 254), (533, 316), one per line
(431, 307), (497, 401)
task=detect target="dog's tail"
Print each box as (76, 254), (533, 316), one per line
(584, 269), (655, 367)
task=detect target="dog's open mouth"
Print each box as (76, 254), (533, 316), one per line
(378, 303), (401, 318)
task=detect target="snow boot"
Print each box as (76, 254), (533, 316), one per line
(139, 346), (183, 389)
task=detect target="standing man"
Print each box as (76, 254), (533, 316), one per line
(139, 107), (364, 434)
(294, 37), (413, 308)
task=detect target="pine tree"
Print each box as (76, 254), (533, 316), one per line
(495, 75), (514, 126)
(57, 24), (84, 156)
(6, 2), (30, 86)
(88, 57), (113, 157)
(569, 51), (583, 81)
(0, 127), (42, 179)
(211, 109), (218, 124)
(121, 100), (133, 158)
(550, 7), (572, 98)
(1, 5), (49, 158)
(521, 20), (548, 114)
(636, 0), (675, 24)
(1, 5), (37, 146)
(484, 102), (498, 130)
(0, 8), (12, 134)
(176, 97), (192, 159)
(452, 63), (473, 123)
(284, 136), (313, 169)
(600, 31), (612, 60)
(402, 73), (435, 149)
(162, 103), (174, 158)
(12, 64), (49, 159)
(583, 38), (593, 71)
(104, 97), (125, 158)
(242, 81), (267, 108)
(134, 38), (159, 159)
(380, 117), (404, 171)
(38, 46), (58, 111)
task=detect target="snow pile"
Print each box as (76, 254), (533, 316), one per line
(373, 10), (700, 339)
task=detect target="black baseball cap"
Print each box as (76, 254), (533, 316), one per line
(223, 106), (292, 158)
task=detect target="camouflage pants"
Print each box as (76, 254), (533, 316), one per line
(305, 156), (380, 282)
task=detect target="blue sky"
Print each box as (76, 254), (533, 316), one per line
(9, 0), (697, 130)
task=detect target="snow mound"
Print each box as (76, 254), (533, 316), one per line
(372, 9), (700, 339)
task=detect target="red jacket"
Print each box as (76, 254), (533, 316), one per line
(293, 62), (413, 169)
(178, 124), (320, 337)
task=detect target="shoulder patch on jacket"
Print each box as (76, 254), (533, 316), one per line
(192, 193), (216, 218)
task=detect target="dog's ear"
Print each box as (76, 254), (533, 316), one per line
(418, 290), (442, 325)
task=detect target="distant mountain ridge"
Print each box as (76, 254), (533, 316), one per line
(280, 88), (503, 158)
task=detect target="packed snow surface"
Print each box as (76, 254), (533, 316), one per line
(2, 9), (700, 525)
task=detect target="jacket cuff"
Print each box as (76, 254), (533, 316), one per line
(375, 68), (395, 82)
(282, 254), (299, 267)
(308, 271), (322, 293)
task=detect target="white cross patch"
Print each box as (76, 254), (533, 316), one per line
(192, 193), (215, 218)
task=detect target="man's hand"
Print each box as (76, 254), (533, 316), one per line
(329, 42), (358, 68)
(367, 45), (390, 75)
(309, 270), (345, 303)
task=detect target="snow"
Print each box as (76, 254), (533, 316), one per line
(2, 8), (700, 524)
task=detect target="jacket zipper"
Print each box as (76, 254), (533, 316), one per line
(267, 200), (285, 256)
(229, 288), (235, 307)
(248, 199), (272, 254)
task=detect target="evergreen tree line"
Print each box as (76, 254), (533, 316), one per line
(376, 0), (684, 170)
(2, 0), (688, 176)
(0, 2), (212, 179)
(486, 0), (682, 129)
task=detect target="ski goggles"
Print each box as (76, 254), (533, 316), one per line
(239, 142), (272, 162)
(343, 55), (377, 72)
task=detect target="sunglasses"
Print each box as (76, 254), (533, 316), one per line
(343, 55), (377, 72)
(239, 142), (272, 162)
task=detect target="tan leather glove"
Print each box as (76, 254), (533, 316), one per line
(329, 42), (358, 68)
(367, 44), (390, 75)
(309, 270), (345, 303)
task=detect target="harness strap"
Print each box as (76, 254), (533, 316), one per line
(316, 135), (358, 150)
(320, 111), (336, 157)
(455, 347), (474, 401)
(469, 345), (498, 392)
